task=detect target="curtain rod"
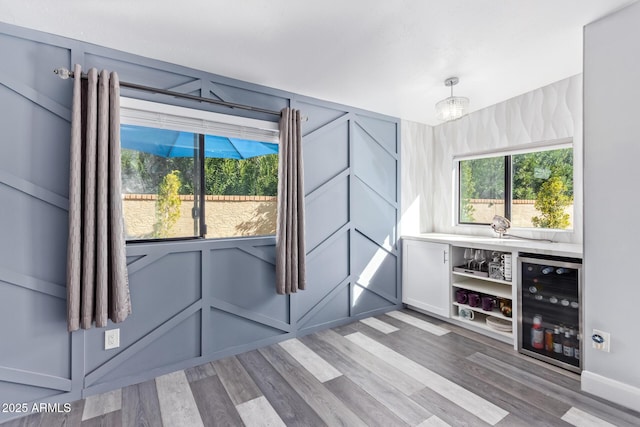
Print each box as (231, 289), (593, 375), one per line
(53, 67), (283, 117)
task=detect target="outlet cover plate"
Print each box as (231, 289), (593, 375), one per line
(592, 329), (610, 352)
(105, 329), (120, 350)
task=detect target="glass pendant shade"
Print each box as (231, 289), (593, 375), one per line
(435, 77), (469, 121)
(435, 95), (469, 121)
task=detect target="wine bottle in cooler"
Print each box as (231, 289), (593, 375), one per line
(553, 327), (563, 354)
(531, 315), (544, 350)
(563, 332), (574, 357)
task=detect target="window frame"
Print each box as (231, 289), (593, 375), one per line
(120, 98), (280, 243)
(455, 139), (573, 230)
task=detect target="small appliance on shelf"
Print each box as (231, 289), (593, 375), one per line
(490, 215), (511, 238)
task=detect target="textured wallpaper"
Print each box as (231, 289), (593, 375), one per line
(402, 74), (582, 243)
(400, 120), (434, 236)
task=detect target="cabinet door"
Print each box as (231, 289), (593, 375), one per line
(402, 240), (450, 317)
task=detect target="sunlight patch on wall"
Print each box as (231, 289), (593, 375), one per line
(353, 236), (391, 306)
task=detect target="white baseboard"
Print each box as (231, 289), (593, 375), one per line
(581, 370), (640, 413)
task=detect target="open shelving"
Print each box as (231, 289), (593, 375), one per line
(450, 245), (517, 344)
(452, 302), (513, 322)
(451, 276), (512, 299)
(451, 313), (513, 339)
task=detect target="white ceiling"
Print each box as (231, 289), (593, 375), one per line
(0, 0), (635, 125)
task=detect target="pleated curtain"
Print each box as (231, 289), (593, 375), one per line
(275, 108), (306, 294)
(67, 64), (131, 331)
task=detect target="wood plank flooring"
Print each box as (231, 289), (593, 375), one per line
(3, 309), (640, 427)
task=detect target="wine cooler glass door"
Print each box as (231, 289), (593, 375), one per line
(519, 255), (582, 373)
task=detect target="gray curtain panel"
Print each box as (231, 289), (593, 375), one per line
(67, 64), (131, 332)
(276, 108), (306, 294)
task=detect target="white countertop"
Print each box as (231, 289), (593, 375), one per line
(401, 233), (582, 258)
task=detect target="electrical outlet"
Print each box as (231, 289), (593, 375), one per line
(105, 329), (120, 350)
(592, 329), (610, 352)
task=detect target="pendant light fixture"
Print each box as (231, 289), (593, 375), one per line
(435, 77), (469, 122)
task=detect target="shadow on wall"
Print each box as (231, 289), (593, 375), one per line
(236, 202), (277, 236)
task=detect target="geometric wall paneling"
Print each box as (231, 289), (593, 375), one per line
(0, 266), (65, 302)
(0, 69), (72, 124)
(237, 243), (276, 266)
(86, 312), (202, 390)
(0, 282), (70, 378)
(208, 298), (291, 336)
(0, 33), (72, 104)
(0, 366), (71, 394)
(355, 114), (398, 154)
(208, 248), (286, 324)
(208, 308), (289, 354)
(298, 100), (349, 136)
(208, 81), (289, 121)
(0, 186), (68, 288)
(84, 53), (197, 92)
(351, 231), (398, 302)
(0, 61), (72, 118)
(84, 299), (202, 389)
(1, 85), (71, 197)
(305, 172), (350, 252)
(0, 168), (68, 212)
(125, 255), (146, 267)
(0, 22), (401, 408)
(296, 284), (351, 333)
(352, 177), (397, 248)
(303, 118), (350, 194)
(352, 122), (397, 203)
(351, 281), (396, 317)
(124, 250), (176, 276)
(166, 79), (203, 97)
(0, 32), (80, 421)
(84, 251), (202, 373)
(0, 381), (66, 411)
(205, 81), (229, 102)
(295, 232), (350, 324)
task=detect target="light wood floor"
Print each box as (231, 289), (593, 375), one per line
(3, 309), (640, 426)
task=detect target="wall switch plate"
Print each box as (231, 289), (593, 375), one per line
(592, 329), (610, 352)
(105, 329), (120, 350)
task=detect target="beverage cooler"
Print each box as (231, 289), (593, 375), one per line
(518, 253), (582, 373)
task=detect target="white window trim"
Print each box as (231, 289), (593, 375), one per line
(120, 97), (279, 143)
(453, 137), (572, 162)
(453, 137), (574, 231)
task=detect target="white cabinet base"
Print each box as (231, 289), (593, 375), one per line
(402, 240), (450, 318)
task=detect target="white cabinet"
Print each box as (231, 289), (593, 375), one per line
(402, 234), (580, 347)
(402, 239), (450, 317)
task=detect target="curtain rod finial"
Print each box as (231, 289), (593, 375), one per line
(54, 67), (72, 79)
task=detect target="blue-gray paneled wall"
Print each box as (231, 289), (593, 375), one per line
(0, 22), (400, 418)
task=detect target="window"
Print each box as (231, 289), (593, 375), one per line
(458, 144), (573, 230)
(120, 98), (279, 241)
